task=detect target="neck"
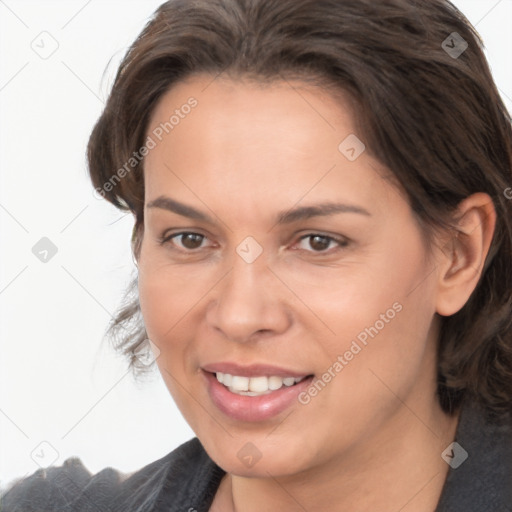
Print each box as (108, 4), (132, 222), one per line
(212, 399), (461, 512)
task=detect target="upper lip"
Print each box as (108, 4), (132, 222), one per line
(202, 362), (311, 378)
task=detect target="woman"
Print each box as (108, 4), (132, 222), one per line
(2, 0), (511, 510)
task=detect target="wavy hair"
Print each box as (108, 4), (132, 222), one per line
(87, 0), (512, 419)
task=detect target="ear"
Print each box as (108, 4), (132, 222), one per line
(435, 193), (496, 317)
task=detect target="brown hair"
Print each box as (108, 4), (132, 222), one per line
(87, 0), (512, 419)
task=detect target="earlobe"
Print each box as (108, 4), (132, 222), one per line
(435, 193), (496, 317)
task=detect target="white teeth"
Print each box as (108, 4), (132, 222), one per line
(249, 376), (268, 392)
(215, 373), (308, 396)
(268, 376), (283, 390)
(231, 375), (249, 391)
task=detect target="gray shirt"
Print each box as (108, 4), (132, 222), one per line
(2, 398), (511, 511)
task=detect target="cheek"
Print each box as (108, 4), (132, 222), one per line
(138, 269), (178, 343)
(291, 230), (437, 398)
(354, 271), (436, 410)
(137, 238), (210, 335)
(287, 240), (433, 346)
(137, 245), (224, 381)
(137, 260), (206, 419)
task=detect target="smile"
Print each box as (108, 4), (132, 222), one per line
(215, 372), (308, 396)
(202, 367), (314, 422)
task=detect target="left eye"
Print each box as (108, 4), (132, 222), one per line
(296, 234), (347, 252)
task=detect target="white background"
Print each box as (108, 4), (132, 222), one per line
(0, 0), (511, 490)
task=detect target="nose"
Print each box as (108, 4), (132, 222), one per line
(205, 253), (292, 343)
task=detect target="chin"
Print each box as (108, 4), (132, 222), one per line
(203, 434), (313, 478)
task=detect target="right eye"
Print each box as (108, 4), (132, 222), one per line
(159, 231), (211, 251)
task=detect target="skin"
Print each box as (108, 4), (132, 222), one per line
(137, 75), (496, 512)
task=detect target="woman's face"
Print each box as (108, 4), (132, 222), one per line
(138, 75), (444, 477)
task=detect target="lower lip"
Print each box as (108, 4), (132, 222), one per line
(203, 371), (314, 422)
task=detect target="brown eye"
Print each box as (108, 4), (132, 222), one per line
(161, 232), (208, 250)
(296, 234), (348, 253)
(178, 233), (205, 249)
(308, 235), (331, 251)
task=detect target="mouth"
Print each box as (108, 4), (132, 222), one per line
(214, 372), (310, 396)
(201, 364), (315, 422)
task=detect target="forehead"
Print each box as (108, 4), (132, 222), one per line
(143, 74), (400, 220)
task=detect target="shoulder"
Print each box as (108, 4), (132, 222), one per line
(0, 456), (121, 512)
(1, 438), (224, 512)
(435, 398), (512, 512)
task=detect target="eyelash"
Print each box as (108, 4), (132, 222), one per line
(158, 231), (349, 254)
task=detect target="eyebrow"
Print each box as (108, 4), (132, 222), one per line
(146, 195), (371, 225)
